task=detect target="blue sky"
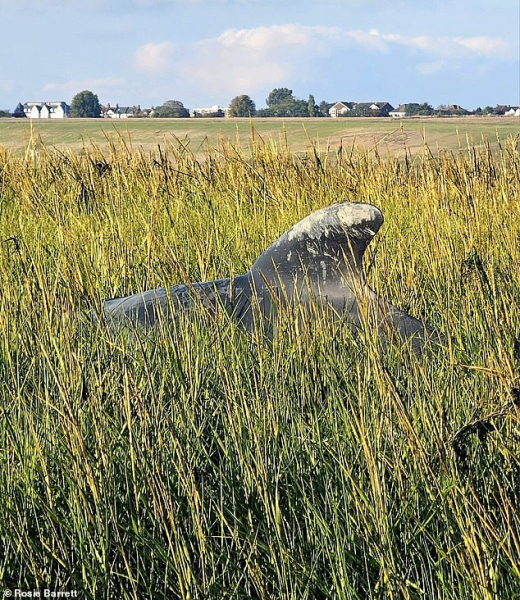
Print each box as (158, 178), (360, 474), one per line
(1, 0), (519, 111)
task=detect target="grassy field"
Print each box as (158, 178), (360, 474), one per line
(0, 133), (519, 598)
(0, 115), (519, 157)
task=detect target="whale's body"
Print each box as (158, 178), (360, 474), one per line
(103, 203), (435, 351)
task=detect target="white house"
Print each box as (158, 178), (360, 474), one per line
(329, 101), (394, 117)
(101, 104), (143, 118)
(505, 106), (520, 117)
(23, 101), (70, 118)
(191, 105), (229, 117)
(329, 101), (355, 117)
(389, 105), (407, 118)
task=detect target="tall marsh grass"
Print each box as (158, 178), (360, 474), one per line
(0, 133), (519, 598)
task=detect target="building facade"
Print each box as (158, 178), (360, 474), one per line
(22, 101), (70, 118)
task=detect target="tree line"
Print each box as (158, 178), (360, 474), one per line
(139, 89), (324, 118)
(5, 89), (510, 119)
(58, 89), (326, 118)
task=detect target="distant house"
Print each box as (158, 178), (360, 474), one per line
(375, 102), (394, 116)
(353, 102), (394, 116)
(329, 101), (355, 117)
(190, 105), (229, 117)
(101, 104), (143, 118)
(436, 104), (470, 116)
(493, 105), (513, 115)
(22, 101), (70, 119)
(389, 105), (407, 118)
(505, 106), (520, 116)
(101, 104), (117, 118)
(329, 101), (393, 117)
(13, 103), (25, 117)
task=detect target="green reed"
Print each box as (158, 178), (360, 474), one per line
(0, 133), (518, 598)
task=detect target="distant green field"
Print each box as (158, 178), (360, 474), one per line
(0, 116), (519, 156)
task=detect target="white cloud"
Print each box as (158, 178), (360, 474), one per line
(455, 36), (513, 56)
(367, 31), (517, 75)
(376, 32), (515, 59)
(0, 0), (102, 6)
(346, 29), (389, 51)
(177, 24), (342, 96)
(133, 42), (174, 75)
(137, 24), (517, 99)
(182, 54), (291, 96)
(216, 24), (340, 52)
(131, 0), (229, 4)
(42, 77), (126, 96)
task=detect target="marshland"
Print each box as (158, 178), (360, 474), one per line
(0, 125), (519, 598)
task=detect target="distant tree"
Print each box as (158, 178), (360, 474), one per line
(256, 108), (276, 117)
(281, 99), (308, 117)
(404, 102), (434, 116)
(318, 101), (333, 117)
(307, 94), (318, 117)
(152, 100), (189, 118)
(435, 104), (469, 117)
(263, 87), (308, 117)
(0, 109), (11, 118)
(257, 102), (308, 117)
(344, 107), (383, 117)
(482, 106), (494, 115)
(266, 88), (294, 108)
(13, 102), (26, 118)
(228, 95), (256, 117)
(435, 104), (451, 116)
(70, 90), (101, 118)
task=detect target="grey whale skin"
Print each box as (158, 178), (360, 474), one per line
(103, 202), (434, 350)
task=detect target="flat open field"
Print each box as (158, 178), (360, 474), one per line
(1, 116), (519, 157)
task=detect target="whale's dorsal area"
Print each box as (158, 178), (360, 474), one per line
(250, 202), (383, 310)
(102, 202), (435, 351)
(253, 202), (383, 279)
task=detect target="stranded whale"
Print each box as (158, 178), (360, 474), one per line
(102, 202), (436, 351)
